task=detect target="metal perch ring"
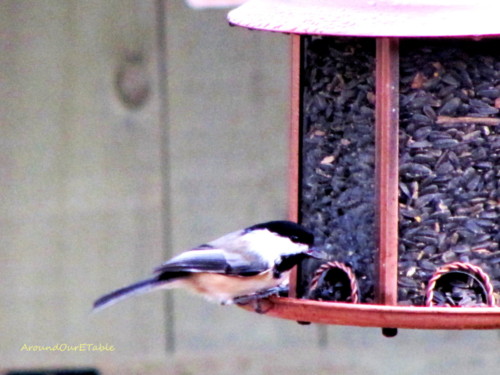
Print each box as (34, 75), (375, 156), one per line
(426, 262), (496, 307)
(308, 261), (359, 303)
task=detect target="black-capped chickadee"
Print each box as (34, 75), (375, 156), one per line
(93, 220), (318, 311)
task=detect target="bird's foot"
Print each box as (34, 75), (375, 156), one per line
(233, 286), (288, 313)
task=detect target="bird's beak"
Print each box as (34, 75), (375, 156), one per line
(306, 248), (324, 260)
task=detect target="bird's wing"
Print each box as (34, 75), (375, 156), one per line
(154, 229), (273, 276)
(153, 247), (268, 276)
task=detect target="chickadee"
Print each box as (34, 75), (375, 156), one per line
(93, 220), (318, 311)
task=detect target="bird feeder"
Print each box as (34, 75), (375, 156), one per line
(228, 0), (500, 332)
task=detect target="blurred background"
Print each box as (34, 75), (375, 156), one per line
(0, 0), (498, 373)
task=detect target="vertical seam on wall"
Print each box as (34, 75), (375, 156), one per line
(155, 0), (175, 354)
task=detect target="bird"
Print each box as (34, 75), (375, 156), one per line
(93, 220), (318, 311)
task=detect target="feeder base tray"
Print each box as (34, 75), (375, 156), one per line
(239, 296), (500, 330)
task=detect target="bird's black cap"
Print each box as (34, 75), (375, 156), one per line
(246, 220), (314, 246)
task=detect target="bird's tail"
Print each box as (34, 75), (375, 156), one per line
(93, 270), (192, 312)
(93, 277), (161, 312)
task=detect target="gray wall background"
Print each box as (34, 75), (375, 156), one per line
(0, 1), (498, 373)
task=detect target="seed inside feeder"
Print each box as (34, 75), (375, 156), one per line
(398, 39), (500, 306)
(298, 36), (376, 302)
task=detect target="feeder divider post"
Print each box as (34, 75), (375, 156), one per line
(375, 37), (400, 307)
(288, 34), (303, 298)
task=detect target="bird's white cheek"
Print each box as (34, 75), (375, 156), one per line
(244, 230), (304, 260)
